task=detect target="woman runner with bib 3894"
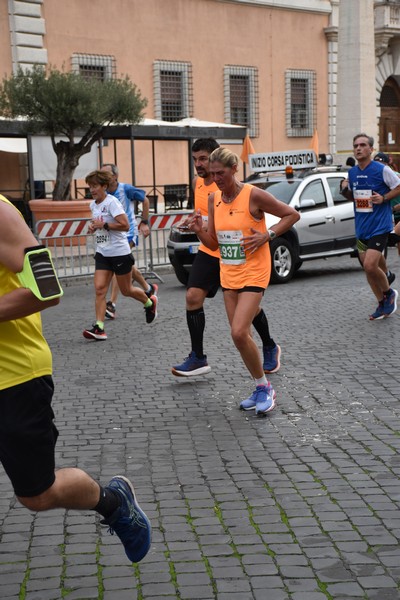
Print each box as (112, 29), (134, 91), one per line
(83, 170), (157, 341)
(188, 148), (299, 415)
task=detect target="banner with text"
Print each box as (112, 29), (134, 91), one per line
(249, 150), (317, 173)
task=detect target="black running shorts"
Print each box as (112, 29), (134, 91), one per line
(0, 376), (59, 497)
(95, 252), (134, 275)
(187, 250), (220, 298)
(357, 233), (389, 253)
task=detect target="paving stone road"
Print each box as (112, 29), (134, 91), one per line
(1, 250), (400, 600)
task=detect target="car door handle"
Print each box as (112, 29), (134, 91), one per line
(325, 216), (336, 223)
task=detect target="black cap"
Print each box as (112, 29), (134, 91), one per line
(374, 152), (390, 163)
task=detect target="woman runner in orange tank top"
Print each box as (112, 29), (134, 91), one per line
(188, 148), (300, 415)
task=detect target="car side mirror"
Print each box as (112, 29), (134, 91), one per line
(299, 198), (316, 209)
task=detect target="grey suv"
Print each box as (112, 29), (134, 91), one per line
(167, 167), (357, 284)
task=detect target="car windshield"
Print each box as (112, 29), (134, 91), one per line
(264, 180), (302, 205)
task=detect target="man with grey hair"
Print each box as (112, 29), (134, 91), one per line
(100, 164), (158, 319)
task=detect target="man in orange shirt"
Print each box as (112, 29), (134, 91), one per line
(172, 138), (282, 377)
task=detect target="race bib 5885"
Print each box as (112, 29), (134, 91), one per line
(354, 189), (373, 213)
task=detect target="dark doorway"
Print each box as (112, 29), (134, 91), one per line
(379, 76), (400, 161)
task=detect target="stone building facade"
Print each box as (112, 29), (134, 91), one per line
(2, 0), (400, 196)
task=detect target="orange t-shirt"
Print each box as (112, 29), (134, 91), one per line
(213, 184), (270, 289)
(194, 177), (220, 258)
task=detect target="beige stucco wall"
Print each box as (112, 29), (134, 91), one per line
(2, 0), (330, 197)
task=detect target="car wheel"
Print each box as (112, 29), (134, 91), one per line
(269, 237), (296, 284)
(294, 260), (303, 272)
(172, 262), (189, 286)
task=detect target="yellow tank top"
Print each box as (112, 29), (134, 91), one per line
(0, 195), (52, 390)
(194, 177), (220, 258)
(213, 184), (270, 289)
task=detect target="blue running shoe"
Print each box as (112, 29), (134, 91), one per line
(172, 352), (211, 377)
(101, 476), (151, 563)
(255, 383), (277, 416)
(383, 288), (398, 318)
(369, 300), (385, 320)
(240, 388), (258, 411)
(263, 344), (281, 374)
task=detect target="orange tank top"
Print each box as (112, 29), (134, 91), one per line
(213, 183), (270, 289)
(194, 177), (220, 258)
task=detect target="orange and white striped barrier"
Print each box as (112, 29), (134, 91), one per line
(149, 213), (187, 230)
(36, 218), (90, 239)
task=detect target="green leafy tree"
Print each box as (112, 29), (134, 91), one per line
(0, 66), (147, 200)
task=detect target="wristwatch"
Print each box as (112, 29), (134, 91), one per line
(140, 219), (149, 225)
(103, 222), (110, 231)
(268, 229), (277, 240)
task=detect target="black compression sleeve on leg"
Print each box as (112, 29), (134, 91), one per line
(252, 308), (275, 347)
(186, 308), (206, 358)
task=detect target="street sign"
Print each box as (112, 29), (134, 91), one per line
(249, 150), (317, 172)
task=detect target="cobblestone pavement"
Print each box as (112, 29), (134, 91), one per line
(1, 250), (400, 600)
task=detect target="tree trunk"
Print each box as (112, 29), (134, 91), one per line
(52, 140), (94, 200)
(52, 142), (79, 200)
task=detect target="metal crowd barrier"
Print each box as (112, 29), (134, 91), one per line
(34, 212), (191, 280)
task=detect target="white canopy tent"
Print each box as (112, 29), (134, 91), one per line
(30, 136), (97, 180)
(0, 137), (27, 153)
(0, 117), (247, 199)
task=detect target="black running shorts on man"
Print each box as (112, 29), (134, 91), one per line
(0, 376), (59, 497)
(188, 250), (220, 298)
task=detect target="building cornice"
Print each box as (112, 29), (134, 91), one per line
(214, 0), (332, 14)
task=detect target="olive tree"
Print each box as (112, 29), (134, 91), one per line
(0, 66), (147, 200)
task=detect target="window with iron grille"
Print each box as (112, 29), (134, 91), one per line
(153, 60), (193, 122)
(285, 69), (316, 137)
(71, 54), (116, 81)
(224, 66), (259, 137)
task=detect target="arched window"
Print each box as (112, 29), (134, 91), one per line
(380, 78), (400, 108)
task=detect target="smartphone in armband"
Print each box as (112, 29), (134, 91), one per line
(17, 245), (64, 301)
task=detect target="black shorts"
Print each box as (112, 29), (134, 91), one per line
(0, 376), (58, 497)
(95, 252), (134, 275)
(357, 233), (389, 253)
(222, 286), (265, 294)
(188, 250), (220, 299)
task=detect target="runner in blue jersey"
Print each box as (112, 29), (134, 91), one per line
(100, 164), (158, 319)
(340, 133), (400, 320)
